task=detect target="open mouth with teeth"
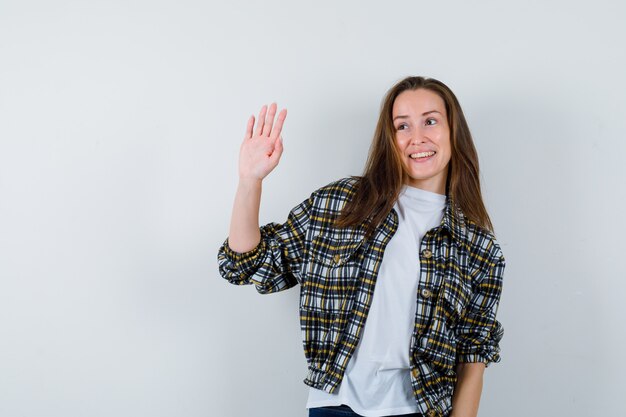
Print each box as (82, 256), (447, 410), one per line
(409, 151), (436, 160)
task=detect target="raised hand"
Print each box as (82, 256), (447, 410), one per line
(239, 102), (287, 181)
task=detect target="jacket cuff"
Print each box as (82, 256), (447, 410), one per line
(221, 237), (265, 264)
(456, 351), (501, 368)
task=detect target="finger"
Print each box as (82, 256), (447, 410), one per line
(254, 105), (267, 137)
(262, 102), (277, 137)
(269, 136), (284, 164)
(244, 115), (254, 140)
(270, 108), (287, 139)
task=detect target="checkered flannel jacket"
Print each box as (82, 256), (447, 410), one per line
(217, 176), (505, 417)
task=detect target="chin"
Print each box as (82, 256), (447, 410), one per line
(408, 171), (435, 180)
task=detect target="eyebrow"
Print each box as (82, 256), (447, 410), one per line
(393, 110), (442, 121)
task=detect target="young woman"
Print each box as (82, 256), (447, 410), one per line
(218, 76), (505, 417)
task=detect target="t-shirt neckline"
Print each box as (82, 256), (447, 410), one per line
(399, 184), (447, 205)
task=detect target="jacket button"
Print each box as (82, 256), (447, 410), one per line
(420, 288), (433, 298)
(333, 254), (341, 264)
(422, 249), (432, 259)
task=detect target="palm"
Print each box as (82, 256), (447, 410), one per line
(239, 102), (287, 181)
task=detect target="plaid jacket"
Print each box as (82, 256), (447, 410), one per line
(217, 177), (505, 417)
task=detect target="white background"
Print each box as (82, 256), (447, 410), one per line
(1, 1), (625, 416)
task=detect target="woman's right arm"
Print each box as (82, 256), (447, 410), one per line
(227, 103), (286, 253)
(218, 102), (314, 294)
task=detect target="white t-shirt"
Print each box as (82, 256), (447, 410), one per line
(306, 184), (446, 416)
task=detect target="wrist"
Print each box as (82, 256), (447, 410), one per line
(238, 177), (263, 188)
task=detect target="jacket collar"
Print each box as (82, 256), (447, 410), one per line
(441, 195), (468, 246)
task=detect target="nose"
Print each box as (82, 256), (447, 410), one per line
(410, 134), (426, 145)
(410, 125), (429, 145)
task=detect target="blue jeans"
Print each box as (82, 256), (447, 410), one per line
(309, 404), (426, 417)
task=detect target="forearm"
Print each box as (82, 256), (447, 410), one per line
(227, 178), (262, 253)
(450, 362), (485, 417)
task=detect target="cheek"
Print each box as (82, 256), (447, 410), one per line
(395, 133), (409, 147)
(434, 142), (451, 165)
(437, 134), (452, 157)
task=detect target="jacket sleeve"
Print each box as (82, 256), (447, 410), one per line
(455, 250), (505, 367)
(216, 192), (314, 295)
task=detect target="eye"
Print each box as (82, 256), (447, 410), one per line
(425, 118), (437, 126)
(396, 123), (408, 131)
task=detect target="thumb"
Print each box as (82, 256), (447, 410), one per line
(269, 136), (283, 163)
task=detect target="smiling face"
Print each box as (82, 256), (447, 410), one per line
(392, 88), (452, 195)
